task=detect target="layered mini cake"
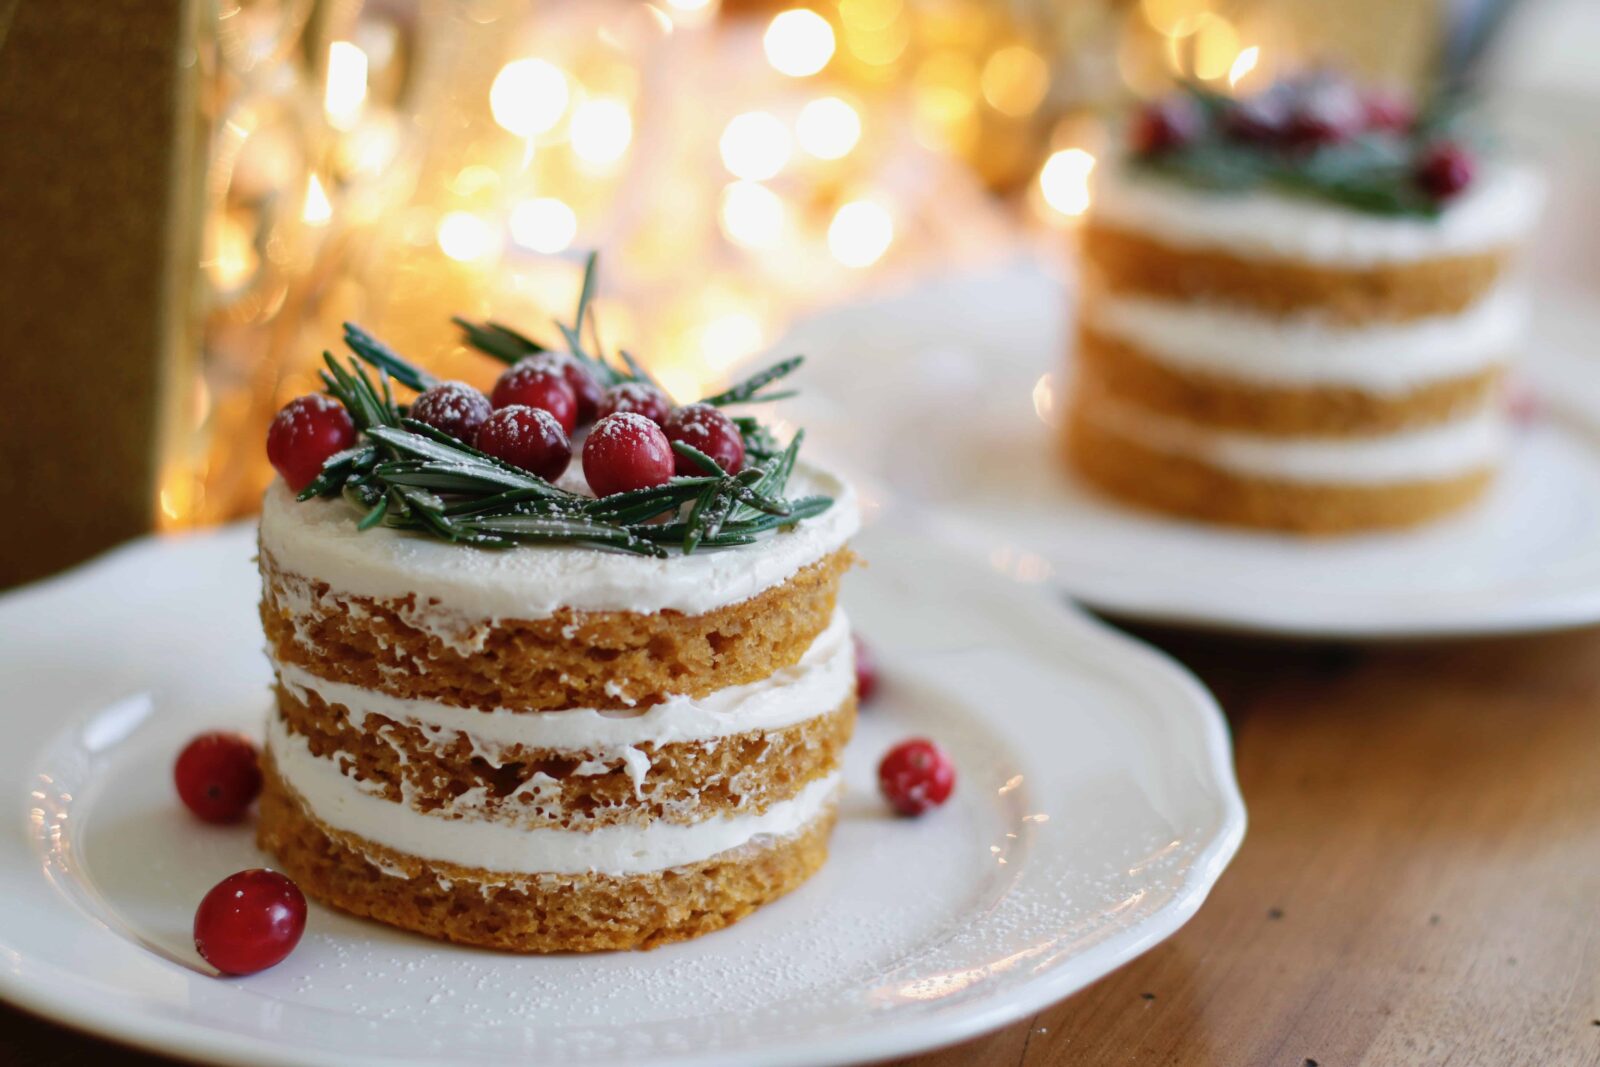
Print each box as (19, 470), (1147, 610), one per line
(1067, 76), (1542, 533)
(254, 268), (859, 951)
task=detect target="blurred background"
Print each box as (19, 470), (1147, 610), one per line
(2, 0), (1595, 587)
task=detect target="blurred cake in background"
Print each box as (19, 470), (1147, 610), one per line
(1066, 74), (1543, 534)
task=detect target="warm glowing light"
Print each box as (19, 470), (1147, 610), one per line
(719, 112), (792, 180)
(700, 312), (764, 370)
(570, 97), (633, 164)
(1039, 148), (1095, 217)
(827, 200), (893, 268)
(981, 45), (1049, 117)
(302, 174), (333, 226)
(764, 9), (836, 77)
(437, 211), (499, 262)
(666, 0), (711, 9)
(1192, 15), (1240, 80)
(1032, 373), (1058, 424)
(336, 113), (400, 177)
(719, 182), (785, 249)
(1141, 0), (1208, 37)
(324, 41), (368, 130)
(510, 198), (578, 254)
(1228, 45), (1260, 88)
(913, 49), (979, 151)
(205, 213), (257, 289)
(490, 59), (570, 138)
(452, 164), (501, 197)
(795, 96), (861, 159)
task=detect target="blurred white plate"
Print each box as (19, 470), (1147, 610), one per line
(0, 521), (1242, 1067)
(786, 257), (1600, 639)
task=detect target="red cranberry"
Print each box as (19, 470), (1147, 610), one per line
(1285, 82), (1362, 148)
(174, 732), (262, 824)
(853, 635), (879, 704)
(1415, 141), (1475, 201)
(490, 360), (578, 434)
(1223, 94), (1290, 144)
(662, 403), (745, 476)
(193, 869), (307, 976)
(1130, 98), (1200, 156)
(582, 412), (675, 497)
(266, 395), (355, 492)
(534, 354), (604, 426)
(1362, 90), (1415, 133)
(597, 382), (673, 427)
(878, 738), (955, 816)
(474, 405), (572, 481)
(408, 381), (492, 442)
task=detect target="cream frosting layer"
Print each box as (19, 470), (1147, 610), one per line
(267, 713), (841, 876)
(274, 608), (854, 758)
(1084, 288), (1523, 395)
(1083, 396), (1505, 484)
(1091, 163), (1543, 266)
(259, 460), (858, 622)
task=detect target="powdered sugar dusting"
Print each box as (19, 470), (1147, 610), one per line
(258, 461), (857, 621)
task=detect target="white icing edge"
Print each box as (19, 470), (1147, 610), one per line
(1084, 288), (1523, 395)
(1091, 163), (1543, 266)
(273, 609), (854, 758)
(259, 460), (858, 623)
(1083, 397), (1505, 484)
(267, 715), (841, 876)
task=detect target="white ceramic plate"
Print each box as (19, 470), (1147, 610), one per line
(0, 521), (1243, 1067)
(784, 257), (1600, 639)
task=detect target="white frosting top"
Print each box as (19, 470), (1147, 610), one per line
(267, 714), (840, 876)
(259, 461), (858, 621)
(1085, 288), (1524, 394)
(1084, 397), (1505, 484)
(273, 608), (853, 757)
(1092, 163), (1543, 266)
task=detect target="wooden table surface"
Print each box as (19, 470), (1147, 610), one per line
(6, 622), (1600, 1067)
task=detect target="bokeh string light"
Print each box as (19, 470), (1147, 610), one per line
(176, 0), (1340, 528)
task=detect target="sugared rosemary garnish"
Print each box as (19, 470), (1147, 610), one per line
(299, 254), (830, 556)
(1128, 77), (1477, 218)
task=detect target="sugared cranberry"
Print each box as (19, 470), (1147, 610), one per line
(1415, 141), (1475, 201)
(474, 405), (572, 481)
(535, 354), (605, 426)
(853, 635), (879, 704)
(582, 412), (675, 497)
(597, 382), (673, 427)
(266, 395), (356, 492)
(174, 732), (262, 824)
(662, 403), (745, 476)
(194, 869), (307, 976)
(1285, 82), (1362, 148)
(1130, 98), (1200, 156)
(408, 381), (492, 442)
(489, 360), (578, 434)
(1362, 89), (1415, 133)
(878, 738), (955, 816)
(1223, 94), (1290, 144)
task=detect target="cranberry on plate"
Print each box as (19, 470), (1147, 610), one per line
(475, 405), (572, 481)
(408, 381), (493, 443)
(853, 635), (879, 705)
(596, 381), (673, 427)
(662, 403), (745, 476)
(489, 360), (578, 435)
(194, 869), (307, 976)
(582, 412), (676, 497)
(174, 732), (262, 824)
(266, 395), (355, 492)
(533, 353), (605, 426)
(878, 738), (956, 816)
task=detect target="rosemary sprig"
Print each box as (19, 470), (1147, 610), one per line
(1130, 78), (1470, 218)
(298, 253), (831, 555)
